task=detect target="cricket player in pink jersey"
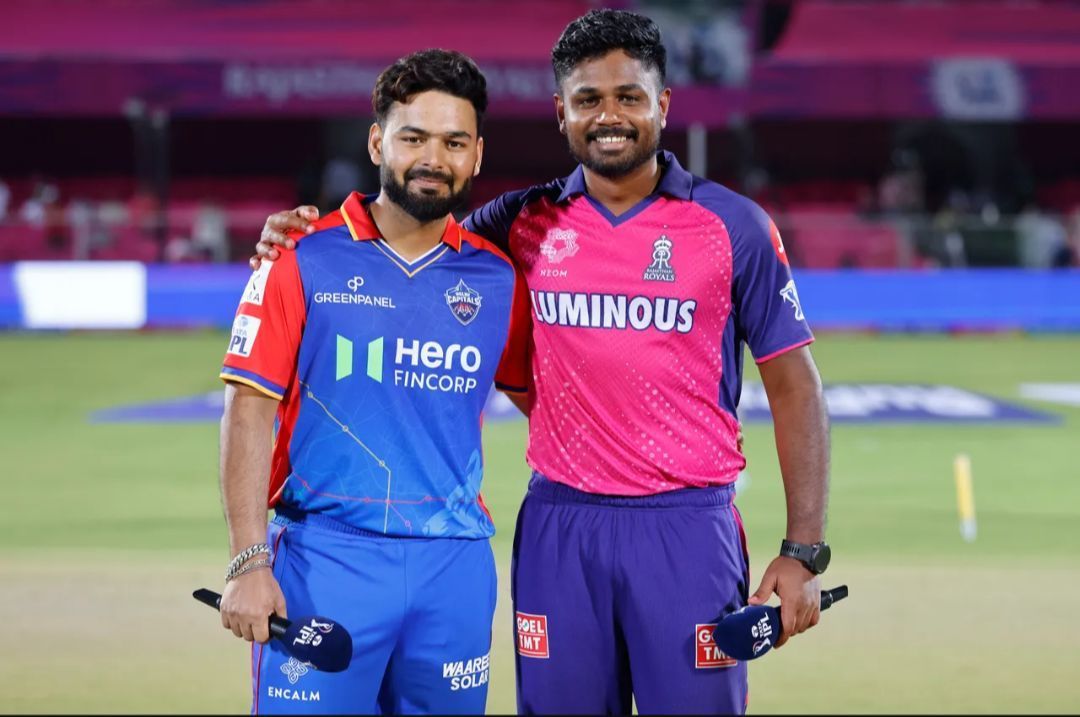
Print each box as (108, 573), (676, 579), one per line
(253, 10), (829, 715)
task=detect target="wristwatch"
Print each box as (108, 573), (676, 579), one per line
(779, 540), (831, 575)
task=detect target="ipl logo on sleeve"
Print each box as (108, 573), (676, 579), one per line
(445, 280), (483, 326)
(227, 314), (262, 357)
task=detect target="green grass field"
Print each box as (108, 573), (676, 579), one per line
(2, 332), (1079, 713)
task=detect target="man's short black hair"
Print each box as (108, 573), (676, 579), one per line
(372, 49), (488, 132)
(551, 9), (667, 88)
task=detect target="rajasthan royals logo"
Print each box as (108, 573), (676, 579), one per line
(445, 279), (483, 325)
(280, 657), (309, 685)
(540, 228), (580, 264)
(643, 234), (676, 282)
(779, 279), (805, 321)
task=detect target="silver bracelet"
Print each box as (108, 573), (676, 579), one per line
(225, 542), (271, 581)
(226, 558), (272, 582)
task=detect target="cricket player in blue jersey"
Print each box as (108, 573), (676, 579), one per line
(216, 49), (531, 715)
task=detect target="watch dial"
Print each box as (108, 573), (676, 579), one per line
(814, 544), (831, 572)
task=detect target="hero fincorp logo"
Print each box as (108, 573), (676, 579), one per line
(442, 653), (490, 691)
(336, 335), (483, 394)
(530, 291), (697, 333)
(313, 274), (396, 309)
(393, 339), (482, 393)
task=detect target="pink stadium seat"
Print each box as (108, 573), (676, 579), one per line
(170, 177), (296, 204)
(778, 207), (902, 269)
(0, 223), (68, 261)
(90, 226), (160, 261)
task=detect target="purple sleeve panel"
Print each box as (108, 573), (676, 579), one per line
(463, 179), (567, 256)
(694, 181), (815, 360)
(463, 188), (535, 254)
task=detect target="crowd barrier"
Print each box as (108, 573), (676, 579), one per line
(1, 262), (1078, 331)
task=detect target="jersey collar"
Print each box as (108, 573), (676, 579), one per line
(339, 191), (463, 251)
(555, 150), (694, 204)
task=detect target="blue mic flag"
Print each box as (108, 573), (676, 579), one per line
(275, 615), (353, 673)
(193, 588), (353, 672)
(712, 605), (782, 660)
(712, 585), (848, 661)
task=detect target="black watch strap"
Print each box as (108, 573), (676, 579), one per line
(779, 539), (830, 575)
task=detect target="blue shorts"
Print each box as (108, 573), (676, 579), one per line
(252, 508), (497, 715)
(511, 473), (750, 715)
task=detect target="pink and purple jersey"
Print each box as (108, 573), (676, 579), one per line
(465, 151), (813, 496)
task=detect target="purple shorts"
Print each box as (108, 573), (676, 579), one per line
(511, 473), (750, 715)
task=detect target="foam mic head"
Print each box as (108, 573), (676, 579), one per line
(711, 605), (782, 661)
(277, 616), (353, 673)
(192, 588), (353, 672)
(712, 585), (850, 661)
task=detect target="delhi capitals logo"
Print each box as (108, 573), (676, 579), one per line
(281, 657), (309, 685)
(643, 234), (675, 282)
(540, 228), (580, 264)
(445, 279), (483, 325)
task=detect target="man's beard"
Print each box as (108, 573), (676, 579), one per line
(381, 165), (472, 223)
(569, 126), (661, 179)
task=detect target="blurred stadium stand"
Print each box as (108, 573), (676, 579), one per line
(0, 0), (1078, 272)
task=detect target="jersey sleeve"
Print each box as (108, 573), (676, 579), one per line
(730, 202), (814, 363)
(463, 188), (534, 253)
(219, 251), (306, 399)
(493, 264), (532, 394)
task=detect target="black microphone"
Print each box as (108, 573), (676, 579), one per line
(193, 588), (353, 672)
(819, 584), (847, 610)
(711, 585), (848, 661)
